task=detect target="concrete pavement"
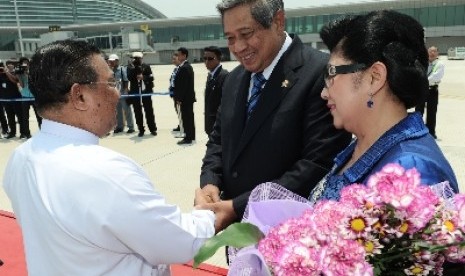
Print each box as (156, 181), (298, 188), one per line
(1, 57), (464, 269)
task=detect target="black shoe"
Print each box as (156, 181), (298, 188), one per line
(172, 126), (180, 132)
(177, 139), (193, 145)
(150, 131), (157, 136)
(113, 128), (123, 134)
(6, 133), (15, 139)
(26, 134), (32, 139)
(127, 129), (135, 134)
(138, 131), (145, 137)
(431, 134), (437, 139)
(20, 134), (28, 139)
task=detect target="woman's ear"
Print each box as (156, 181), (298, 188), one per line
(369, 61), (388, 91)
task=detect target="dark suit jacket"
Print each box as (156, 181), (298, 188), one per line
(204, 65), (229, 135)
(127, 63), (154, 94)
(173, 61), (195, 103)
(200, 34), (352, 219)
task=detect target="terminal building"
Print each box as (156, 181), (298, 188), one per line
(0, 0), (464, 64)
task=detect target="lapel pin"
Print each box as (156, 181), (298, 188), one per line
(281, 79), (289, 88)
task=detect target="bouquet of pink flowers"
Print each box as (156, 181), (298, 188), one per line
(194, 164), (465, 275)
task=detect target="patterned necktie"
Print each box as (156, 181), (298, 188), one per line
(247, 72), (266, 118)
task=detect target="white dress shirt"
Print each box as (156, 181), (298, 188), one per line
(428, 58), (445, 86)
(248, 32), (293, 99)
(3, 119), (215, 276)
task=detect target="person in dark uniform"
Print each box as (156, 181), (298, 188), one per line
(126, 52), (157, 137)
(173, 47), (196, 145)
(0, 60), (24, 139)
(203, 46), (229, 136)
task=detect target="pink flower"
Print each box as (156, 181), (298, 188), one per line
(320, 239), (372, 276)
(340, 184), (379, 208)
(454, 194), (465, 230)
(273, 241), (324, 276)
(251, 163), (465, 276)
(368, 164), (423, 209)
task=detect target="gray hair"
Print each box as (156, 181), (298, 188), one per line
(216, 0), (284, 29)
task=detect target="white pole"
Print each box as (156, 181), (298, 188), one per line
(109, 32), (113, 52)
(13, 0), (24, 57)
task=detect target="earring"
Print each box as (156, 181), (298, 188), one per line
(367, 93), (374, 108)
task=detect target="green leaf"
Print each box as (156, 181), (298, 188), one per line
(193, 222), (264, 268)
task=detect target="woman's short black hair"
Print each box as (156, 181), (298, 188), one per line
(320, 10), (428, 109)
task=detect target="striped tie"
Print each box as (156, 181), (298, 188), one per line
(247, 72), (266, 118)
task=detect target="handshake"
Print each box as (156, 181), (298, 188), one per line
(194, 184), (237, 234)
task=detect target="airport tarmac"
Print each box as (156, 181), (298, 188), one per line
(1, 57), (464, 269)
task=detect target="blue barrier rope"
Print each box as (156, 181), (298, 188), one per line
(0, 92), (171, 102)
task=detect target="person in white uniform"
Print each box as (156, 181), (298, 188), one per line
(3, 40), (215, 276)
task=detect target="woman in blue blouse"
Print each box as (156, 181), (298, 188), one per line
(309, 10), (459, 203)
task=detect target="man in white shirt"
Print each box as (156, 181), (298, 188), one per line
(415, 46), (445, 139)
(3, 40), (215, 276)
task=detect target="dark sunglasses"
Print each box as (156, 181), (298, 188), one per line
(203, 57), (216, 61)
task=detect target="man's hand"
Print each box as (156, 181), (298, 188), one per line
(196, 200), (237, 233)
(199, 184), (221, 203)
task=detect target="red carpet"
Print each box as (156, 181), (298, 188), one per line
(0, 210), (227, 276)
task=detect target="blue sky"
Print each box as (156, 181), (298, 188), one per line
(141, 0), (362, 18)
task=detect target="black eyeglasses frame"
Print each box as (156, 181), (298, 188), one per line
(324, 63), (367, 88)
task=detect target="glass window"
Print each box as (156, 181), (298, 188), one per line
(445, 6), (455, 26)
(428, 7), (437, 27)
(399, 8), (414, 17)
(294, 17), (304, 34)
(436, 6), (446, 26)
(454, 5), (465, 25)
(285, 18), (295, 33)
(418, 7), (429, 27)
(305, 16), (314, 33)
(316, 15), (326, 33)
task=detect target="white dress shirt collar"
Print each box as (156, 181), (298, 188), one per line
(41, 119), (99, 145)
(210, 64), (222, 77)
(256, 32), (293, 81)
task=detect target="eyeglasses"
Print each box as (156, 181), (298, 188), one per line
(324, 63), (366, 88)
(203, 57), (216, 61)
(78, 81), (120, 88)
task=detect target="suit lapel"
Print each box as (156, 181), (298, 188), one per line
(231, 35), (305, 165)
(230, 69), (251, 156)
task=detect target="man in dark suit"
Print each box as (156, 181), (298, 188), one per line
(203, 46), (229, 135)
(197, 0), (352, 232)
(173, 47), (196, 145)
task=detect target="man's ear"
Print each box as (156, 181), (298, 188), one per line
(273, 9), (286, 32)
(69, 83), (89, 111)
(369, 61), (388, 91)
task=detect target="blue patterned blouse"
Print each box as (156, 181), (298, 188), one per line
(309, 112), (459, 202)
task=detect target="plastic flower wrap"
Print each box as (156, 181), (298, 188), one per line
(194, 164), (465, 275)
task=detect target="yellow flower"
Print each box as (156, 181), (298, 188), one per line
(444, 220), (455, 232)
(350, 217), (366, 232)
(399, 222), (409, 233)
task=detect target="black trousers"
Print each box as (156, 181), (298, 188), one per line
(180, 101), (195, 140)
(415, 86), (438, 136)
(127, 94), (157, 133)
(4, 101), (24, 135)
(21, 100), (42, 135)
(0, 102), (8, 133)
